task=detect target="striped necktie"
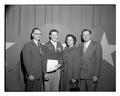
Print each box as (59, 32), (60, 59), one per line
(37, 42), (43, 54)
(37, 41), (41, 47)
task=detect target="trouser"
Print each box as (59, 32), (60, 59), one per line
(25, 78), (43, 91)
(80, 79), (98, 91)
(44, 69), (60, 91)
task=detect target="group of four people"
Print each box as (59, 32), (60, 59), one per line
(22, 28), (102, 91)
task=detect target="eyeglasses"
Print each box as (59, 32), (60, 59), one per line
(34, 33), (42, 35)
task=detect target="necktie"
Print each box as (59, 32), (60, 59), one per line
(37, 41), (41, 47)
(37, 42), (43, 55)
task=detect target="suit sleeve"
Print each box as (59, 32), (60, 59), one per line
(41, 56), (47, 74)
(58, 44), (64, 65)
(41, 45), (47, 74)
(93, 43), (103, 77)
(22, 43), (33, 75)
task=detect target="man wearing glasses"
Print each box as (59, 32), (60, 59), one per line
(22, 28), (45, 91)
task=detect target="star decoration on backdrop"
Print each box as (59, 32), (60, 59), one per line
(101, 32), (116, 67)
(6, 42), (15, 50)
(6, 42), (16, 66)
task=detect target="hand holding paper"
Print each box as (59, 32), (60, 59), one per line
(44, 74), (49, 81)
(55, 64), (61, 69)
(47, 59), (61, 72)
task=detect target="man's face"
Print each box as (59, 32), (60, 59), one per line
(32, 30), (42, 41)
(50, 31), (58, 42)
(82, 31), (91, 42)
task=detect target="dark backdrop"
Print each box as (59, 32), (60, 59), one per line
(5, 5), (116, 91)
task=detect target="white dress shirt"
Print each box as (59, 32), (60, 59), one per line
(51, 40), (57, 51)
(33, 39), (39, 46)
(83, 40), (91, 53)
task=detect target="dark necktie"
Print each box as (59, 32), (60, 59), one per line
(37, 41), (41, 47)
(37, 42), (43, 55)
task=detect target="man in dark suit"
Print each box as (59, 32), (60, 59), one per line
(44, 29), (63, 91)
(22, 28), (46, 91)
(77, 29), (103, 91)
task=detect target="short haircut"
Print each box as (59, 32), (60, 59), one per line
(81, 29), (92, 35)
(65, 34), (77, 47)
(81, 29), (92, 42)
(30, 28), (40, 40)
(49, 29), (59, 40)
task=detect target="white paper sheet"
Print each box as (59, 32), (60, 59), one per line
(47, 59), (58, 72)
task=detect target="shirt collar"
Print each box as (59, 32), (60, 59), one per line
(50, 40), (57, 45)
(84, 40), (91, 48)
(33, 39), (39, 46)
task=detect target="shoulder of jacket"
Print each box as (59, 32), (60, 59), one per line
(78, 43), (83, 47)
(64, 47), (68, 51)
(57, 42), (62, 45)
(91, 41), (101, 48)
(24, 41), (32, 46)
(22, 41), (32, 51)
(44, 41), (50, 46)
(92, 41), (100, 45)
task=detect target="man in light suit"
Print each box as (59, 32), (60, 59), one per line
(44, 29), (63, 91)
(78, 29), (103, 91)
(22, 28), (46, 91)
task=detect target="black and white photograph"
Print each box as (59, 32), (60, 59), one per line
(5, 4), (116, 92)
(0, 0), (120, 96)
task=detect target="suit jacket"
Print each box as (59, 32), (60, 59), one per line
(78, 40), (102, 79)
(44, 41), (63, 71)
(22, 40), (46, 79)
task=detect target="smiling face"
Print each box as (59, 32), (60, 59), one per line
(32, 29), (42, 41)
(67, 36), (74, 47)
(50, 31), (58, 42)
(82, 31), (92, 42)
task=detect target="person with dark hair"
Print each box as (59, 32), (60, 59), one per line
(80, 29), (91, 43)
(30, 28), (41, 40)
(22, 28), (46, 91)
(60, 34), (81, 91)
(65, 34), (76, 47)
(44, 29), (63, 91)
(77, 29), (103, 91)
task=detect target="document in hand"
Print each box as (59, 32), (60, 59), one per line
(47, 59), (58, 72)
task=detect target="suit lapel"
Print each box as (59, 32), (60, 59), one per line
(31, 40), (38, 49)
(47, 41), (56, 52)
(83, 40), (94, 56)
(78, 44), (84, 57)
(56, 42), (60, 51)
(47, 41), (62, 53)
(31, 40), (42, 55)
